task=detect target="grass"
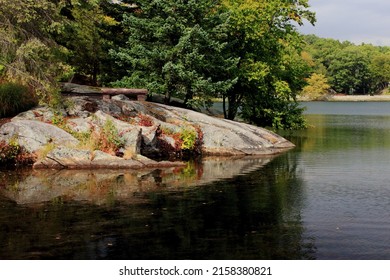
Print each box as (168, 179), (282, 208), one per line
(0, 82), (38, 118)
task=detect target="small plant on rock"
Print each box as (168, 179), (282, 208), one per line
(73, 120), (125, 156)
(94, 119), (125, 155)
(180, 127), (197, 150)
(0, 138), (35, 165)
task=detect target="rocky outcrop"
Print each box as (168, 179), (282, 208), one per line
(33, 146), (182, 169)
(108, 98), (294, 156)
(0, 119), (79, 153)
(0, 95), (294, 169)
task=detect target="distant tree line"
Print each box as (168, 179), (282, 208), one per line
(0, 0), (316, 129)
(301, 34), (390, 98)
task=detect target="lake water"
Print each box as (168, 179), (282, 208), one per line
(0, 102), (389, 260)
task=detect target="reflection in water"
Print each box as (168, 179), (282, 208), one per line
(282, 112), (390, 260)
(1, 157), (275, 205)
(0, 155), (314, 260)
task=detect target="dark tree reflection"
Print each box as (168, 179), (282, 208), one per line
(0, 155), (315, 259)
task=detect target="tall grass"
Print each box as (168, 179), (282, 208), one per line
(0, 82), (38, 118)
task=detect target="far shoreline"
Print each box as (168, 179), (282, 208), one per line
(299, 94), (390, 102)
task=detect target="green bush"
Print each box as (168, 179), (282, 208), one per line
(180, 127), (197, 150)
(0, 82), (38, 118)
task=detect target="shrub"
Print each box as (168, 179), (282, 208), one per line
(158, 124), (203, 159)
(75, 120), (125, 156)
(180, 127), (197, 150)
(100, 119), (125, 153)
(0, 139), (35, 165)
(0, 82), (38, 117)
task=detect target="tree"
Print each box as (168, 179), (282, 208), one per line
(220, 0), (315, 129)
(110, 0), (238, 107)
(57, 0), (122, 86)
(302, 35), (390, 95)
(369, 52), (390, 92)
(301, 73), (330, 100)
(327, 46), (372, 94)
(0, 0), (69, 103)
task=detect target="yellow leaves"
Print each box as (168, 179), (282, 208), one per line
(102, 16), (119, 26)
(301, 73), (330, 100)
(288, 12), (302, 24)
(301, 51), (315, 67)
(71, 3), (118, 27)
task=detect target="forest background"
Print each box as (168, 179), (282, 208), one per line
(1, 0), (390, 130)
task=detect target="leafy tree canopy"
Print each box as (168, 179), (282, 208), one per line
(0, 0), (68, 103)
(1, 0), (321, 130)
(302, 34), (390, 95)
(220, 0), (315, 129)
(110, 0), (238, 108)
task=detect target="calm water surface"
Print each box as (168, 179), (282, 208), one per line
(1, 102), (389, 259)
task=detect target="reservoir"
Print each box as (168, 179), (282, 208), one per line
(0, 102), (389, 259)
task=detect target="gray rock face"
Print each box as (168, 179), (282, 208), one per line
(111, 101), (295, 156)
(0, 95), (294, 169)
(0, 120), (79, 153)
(33, 146), (184, 170)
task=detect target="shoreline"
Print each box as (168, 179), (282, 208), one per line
(329, 95), (390, 102)
(299, 94), (390, 102)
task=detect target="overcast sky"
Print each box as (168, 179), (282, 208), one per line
(299, 0), (390, 46)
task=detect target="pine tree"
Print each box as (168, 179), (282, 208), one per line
(111, 0), (238, 107)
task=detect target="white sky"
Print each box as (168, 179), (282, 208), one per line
(299, 0), (390, 46)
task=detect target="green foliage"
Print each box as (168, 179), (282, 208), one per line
(36, 142), (56, 161)
(57, 0), (122, 85)
(302, 35), (390, 94)
(180, 127), (197, 150)
(369, 52), (390, 91)
(159, 124), (201, 156)
(240, 81), (307, 130)
(221, 0), (315, 129)
(48, 114), (125, 155)
(71, 119), (125, 155)
(0, 0), (69, 103)
(110, 0), (238, 106)
(0, 82), (38, 117)
(327, 46), (372, 94)
(101, 119), (125, 151)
